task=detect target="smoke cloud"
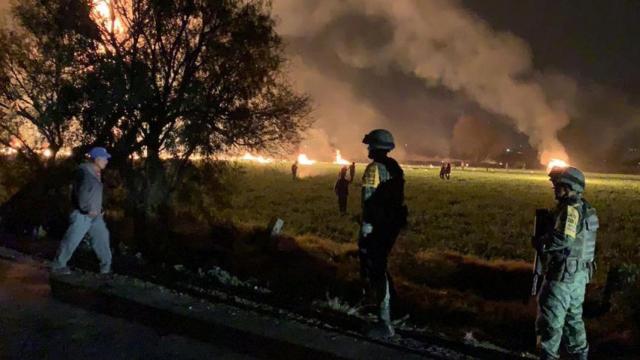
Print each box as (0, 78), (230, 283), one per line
(287, 56), (390, 161)
(273, 0), (571, 164)
(1, 1), (636, 168)
(450, 116), (512, 163)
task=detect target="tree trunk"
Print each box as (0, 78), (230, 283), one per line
(133, 147), (172, 260)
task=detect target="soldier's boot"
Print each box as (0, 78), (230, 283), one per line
(539, 351), (559, 360)
(367, 275), (395, 339)
(569, 350), (588, 360)
(367, 305), (395, 338)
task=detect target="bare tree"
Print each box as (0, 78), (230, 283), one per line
(0, 0), (95, 168)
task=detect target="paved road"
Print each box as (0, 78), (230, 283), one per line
(0, 255), (258, 360)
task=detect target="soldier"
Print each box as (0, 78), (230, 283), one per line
(359, 129), (408, 338)
(534, 166), (598, 360)
(334, 166), (350, 215)
(51, 147), (113, 275)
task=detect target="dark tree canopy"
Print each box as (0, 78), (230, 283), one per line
(0, 0), (311, 170)
(82, 0), (311, 164)
(0, 0), (95, 167)
(78, 0), (311, 221)
(0, 0), (311, 254)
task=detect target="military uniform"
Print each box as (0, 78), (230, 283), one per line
(536, 167), (598, 360)
(359, 129), (407, 338)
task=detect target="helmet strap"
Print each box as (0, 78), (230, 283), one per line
(368, 148), (390, 161)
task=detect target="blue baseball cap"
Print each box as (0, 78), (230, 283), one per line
(88, 147), (111, 160)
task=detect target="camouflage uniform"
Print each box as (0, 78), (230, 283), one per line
(360, 160), (396, 332)
(359, 129), (407, 338)
(536, 167), (598, 360)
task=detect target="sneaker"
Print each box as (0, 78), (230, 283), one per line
(51, 266), (72, 275)
(367, 322), (395, 339)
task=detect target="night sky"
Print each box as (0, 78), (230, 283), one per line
(463, 0), (640, 95)
(273, 0), (640, 166)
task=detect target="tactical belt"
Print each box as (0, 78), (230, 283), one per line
(579, 260), (594, 270)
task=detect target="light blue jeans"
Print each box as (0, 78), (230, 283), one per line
(52, 210), (112, 273)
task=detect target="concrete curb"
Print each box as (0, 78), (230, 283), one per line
(1, 245), (535, 359)
(49, 270), (435, 360)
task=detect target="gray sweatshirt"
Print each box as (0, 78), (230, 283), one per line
(71, 163), (103, 215)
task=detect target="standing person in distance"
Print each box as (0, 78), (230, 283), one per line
(334, 166), (350, 215)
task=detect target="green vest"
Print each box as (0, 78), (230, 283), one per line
(570, 202), (599, 263)
(545, 200), (598, 282)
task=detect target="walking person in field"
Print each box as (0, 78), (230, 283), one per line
(291, 160), (299, 180)
(359, 129), (408, 338)
(445, 162), (452, 180)
(51, 147), (113, 275)
(349, 162), (356, 183)
(439, 163), (446, 179)
(334, 166), (350, 215)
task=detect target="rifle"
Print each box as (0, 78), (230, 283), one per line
(531, 209), (553, 296)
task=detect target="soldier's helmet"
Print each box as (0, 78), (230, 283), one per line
(549, 166), (586, 193)
(362, 129), (395, 151)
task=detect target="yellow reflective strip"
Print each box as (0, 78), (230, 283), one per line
(362, 163), (380, 188)
(564, 205), (579, 239)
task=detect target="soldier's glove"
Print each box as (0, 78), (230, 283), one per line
(361, 223), (373, 238)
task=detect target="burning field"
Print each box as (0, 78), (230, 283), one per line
(220, 162), (640, 266)
(202, 162), (640, 355)
(1, 0), (639, 357)
(1, 153), (639, 356)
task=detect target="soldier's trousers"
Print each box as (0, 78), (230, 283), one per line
(536, 270), (589, 359)
(52, 210), (112, 273)
(358, 229), (398, 323)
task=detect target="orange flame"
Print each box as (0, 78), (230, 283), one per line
(241, 153), (273, 164)
(0, 147), (17, 155)
(92, 0), (123, 33)
(297, 153), (316, 165)
(9, 136), (21, 148)
(334, 150), (350, 165)
(546, 158), (569, 173)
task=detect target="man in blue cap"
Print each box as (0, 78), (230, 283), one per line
(51, 147), (112, 275)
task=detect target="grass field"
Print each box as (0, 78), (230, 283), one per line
(221, 162), (640, 276)
(2, 160), (638, 354)
(207, 162), (640, 354)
